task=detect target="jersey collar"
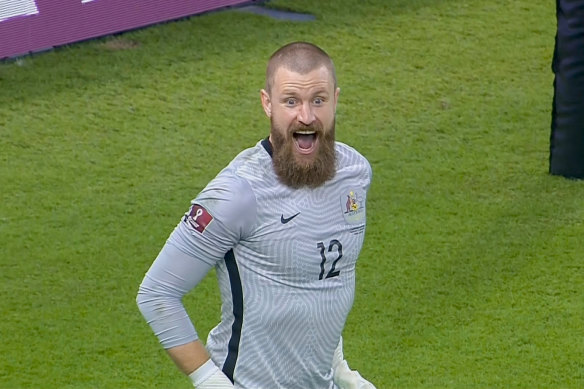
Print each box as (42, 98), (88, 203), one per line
(261, 137), (273, 158)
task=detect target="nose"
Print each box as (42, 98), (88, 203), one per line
(297, 101), (315, 126)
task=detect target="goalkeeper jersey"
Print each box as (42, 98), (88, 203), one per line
(139, 138), (371, 389)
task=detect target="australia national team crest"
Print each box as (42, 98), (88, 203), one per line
(340, 190), (365, 224)
(184, 204), (213, 233)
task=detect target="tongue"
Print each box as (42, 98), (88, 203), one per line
(296, 134), (315, 149)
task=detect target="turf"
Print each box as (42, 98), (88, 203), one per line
(1, 0), (582, 387)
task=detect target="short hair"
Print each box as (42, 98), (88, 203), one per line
(265, 42), (337, 93)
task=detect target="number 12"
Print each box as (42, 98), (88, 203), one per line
(318, 239), (342, 280)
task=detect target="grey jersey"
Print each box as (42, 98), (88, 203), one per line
(139, 139), (371, 389)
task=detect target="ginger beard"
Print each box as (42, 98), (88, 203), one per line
(270, 119), (337, 189)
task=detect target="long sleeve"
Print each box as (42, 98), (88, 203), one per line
(136, 241), (214, 348)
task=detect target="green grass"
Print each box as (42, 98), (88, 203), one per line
(1, 0), (582, 387)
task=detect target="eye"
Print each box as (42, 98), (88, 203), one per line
(285, 98), (297, 106)
(313, 97), (324, 105)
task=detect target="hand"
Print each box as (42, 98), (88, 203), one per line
(332, 338), (376, 389)
(333, 360), (376, 389)
(189, 359), (234, 389)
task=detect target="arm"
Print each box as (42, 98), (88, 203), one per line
(137, 242), (232, 387)
(137, 173), (256, 386)
(170, 342), (233, 388)
(167, 341), (210, 375)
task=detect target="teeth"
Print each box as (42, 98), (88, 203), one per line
(295, 130), (315, 135)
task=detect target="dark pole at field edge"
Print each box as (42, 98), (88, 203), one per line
(549, 0), (584, 178)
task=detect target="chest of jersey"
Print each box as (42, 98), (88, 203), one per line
(237, 183), (367, 286)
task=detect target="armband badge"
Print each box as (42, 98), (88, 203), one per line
(185, 204), (214, 233)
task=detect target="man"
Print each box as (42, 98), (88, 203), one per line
(137, 42), (376, 389)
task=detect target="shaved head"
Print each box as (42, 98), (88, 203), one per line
(265, 42), (337, 93)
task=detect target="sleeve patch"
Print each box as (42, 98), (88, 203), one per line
(185, 204), (214, 233)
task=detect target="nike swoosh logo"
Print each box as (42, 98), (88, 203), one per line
(281, 212), (300, 224)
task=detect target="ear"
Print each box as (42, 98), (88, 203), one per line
(333, 87), (340, 113)
(260, 89), (272, 118)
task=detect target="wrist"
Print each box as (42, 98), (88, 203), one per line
(188, 359), (219, 386)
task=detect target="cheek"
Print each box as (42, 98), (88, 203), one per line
(320, 110), (335, 127)
(272, 110), (295, 129)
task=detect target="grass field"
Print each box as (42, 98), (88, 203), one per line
(1, 0), (583, 387)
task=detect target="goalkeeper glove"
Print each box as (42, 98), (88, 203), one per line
(332, 337), (377, 389)
(188, 359), (234, 389)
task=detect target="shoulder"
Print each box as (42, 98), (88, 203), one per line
(224, 140), (273, 181)
(197, 167), (257, 221)
(335, 141), (372, 183)
(335, 142), (371, 166)
(191, 141), (273, 227)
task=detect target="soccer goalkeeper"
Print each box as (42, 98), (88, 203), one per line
(137, 41), (376, 389)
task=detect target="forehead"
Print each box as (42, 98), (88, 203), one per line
(272, 65), (334, 94)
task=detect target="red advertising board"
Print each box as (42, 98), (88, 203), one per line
(0, 0), (252, 60)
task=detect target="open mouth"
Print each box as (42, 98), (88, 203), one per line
(293, 130), (318, 154)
